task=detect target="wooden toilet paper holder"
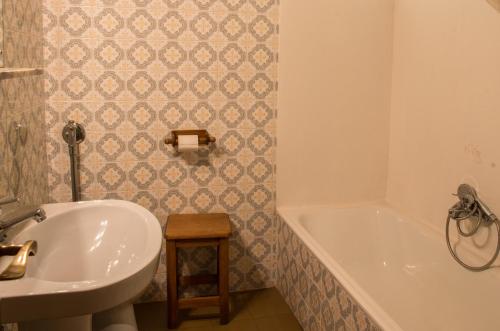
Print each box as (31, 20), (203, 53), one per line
(164, 130), (216, 148)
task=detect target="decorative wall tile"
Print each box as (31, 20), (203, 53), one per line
(190, 188), (217, 213)
(159, 72), (187, 98)
(130, 162), (157, 189)
(220, 72), (245, 99)
(62, 103), (93, 126)
(250, 0), (275, 13)
(96, 102), (125, 130)
(95, 8), (124, 37)
(160, 189), (188, 214)
(159, 102), (187, 128)
(190, 12), (217, 40)
(248, 73), (273, 99)
(0, 0), (47, 215)
(219, 130), (246, 156)
(221, 43), (246, 70)
(160, 42), (188, 69)
(96, 72), (125, 99)
(189, 160), (216, 186)
(247, 129), (272, 155)
(159, 12), (187, 39)
(60, 7), (91, 37)
(1, 27), (45, 325)
(219, 158), (244, 184)
(190, 102), (216, 127)
(128, 41), (156, 69)
(220, 102), (245, 128)
(220, 14), (246, 40)
(248, 100), (273, 127)
(127, 72), (157, 99)
(219, 186), (245, 211)
(61, 40), (91, 68)
(95, 40), (125, 68)
(62, 72), (92, 100)
(247, 157), (272, 182)
(128, 102), (156, 130)
(127, 9), (156, 38)
(97, 163), (127, 191)
(247, 185), (272, 209)
(189, 42), (216, 70)
(97, 133), (126, 161)
(44, 0), (279, 303)
(190, 72), (217, 99)
(160, 161), (187, 186)
(249, 44), (274, 70)
(249, 15), (275, 42)
(221, 0), (246, 11)
(247, 211), (272, 236)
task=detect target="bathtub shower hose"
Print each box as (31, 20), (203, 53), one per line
(446, 201), (500, 271)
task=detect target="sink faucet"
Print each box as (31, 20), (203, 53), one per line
(0, 196), (19, 206)
(0, 206), (46, 241)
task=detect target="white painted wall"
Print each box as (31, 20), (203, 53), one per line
(387, 0), (500, 228)
(278, 0), (500, 232)
(277, 0), (395, 207)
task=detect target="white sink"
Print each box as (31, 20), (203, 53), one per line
(0, 200), (162, 331)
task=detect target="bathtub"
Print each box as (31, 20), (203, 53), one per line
(276, 203), (500, 331)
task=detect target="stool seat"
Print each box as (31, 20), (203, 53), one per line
(164, 213), (231, 329)
(165, 213), (231, 240)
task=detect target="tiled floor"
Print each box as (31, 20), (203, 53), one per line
(134, 288), (303, 331)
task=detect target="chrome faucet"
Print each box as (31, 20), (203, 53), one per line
(0, 196), (19, 207)
(0, 206), (46, 241)
(446, 184), (500, 271)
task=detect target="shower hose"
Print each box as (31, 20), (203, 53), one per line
(445, 202), (500, 272)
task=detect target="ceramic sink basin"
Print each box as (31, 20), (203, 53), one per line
(0, 200), (162, 328)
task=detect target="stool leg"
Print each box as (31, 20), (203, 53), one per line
(167, 241), (178, 329)
(218, 239), (229, 324)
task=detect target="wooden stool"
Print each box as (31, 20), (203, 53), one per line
(165, 213), (231, 329)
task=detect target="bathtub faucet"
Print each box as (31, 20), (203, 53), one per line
(446, 184), (500, 272)
(449, 184), (498, 223)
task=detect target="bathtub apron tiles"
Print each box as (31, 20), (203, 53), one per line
(276, 215), (381, 331)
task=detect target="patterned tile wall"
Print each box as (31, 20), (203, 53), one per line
(43, 0), (278, 301)
(1, 1), (47, 330)
(0, 0), (48, 211)
(276, 215), (381, 331)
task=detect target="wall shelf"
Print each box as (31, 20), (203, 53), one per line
(0, 68), (43, 80)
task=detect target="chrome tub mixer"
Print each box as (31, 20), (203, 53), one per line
(446, 184), (500, 271)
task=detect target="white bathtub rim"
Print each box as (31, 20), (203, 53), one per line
(278, 202), (405, 331)
(279, 200), (500, 272)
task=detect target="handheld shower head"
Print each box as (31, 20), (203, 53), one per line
(477, 197), (497, 222)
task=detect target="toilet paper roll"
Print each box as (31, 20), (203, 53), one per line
(177, 135), (199, 152)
